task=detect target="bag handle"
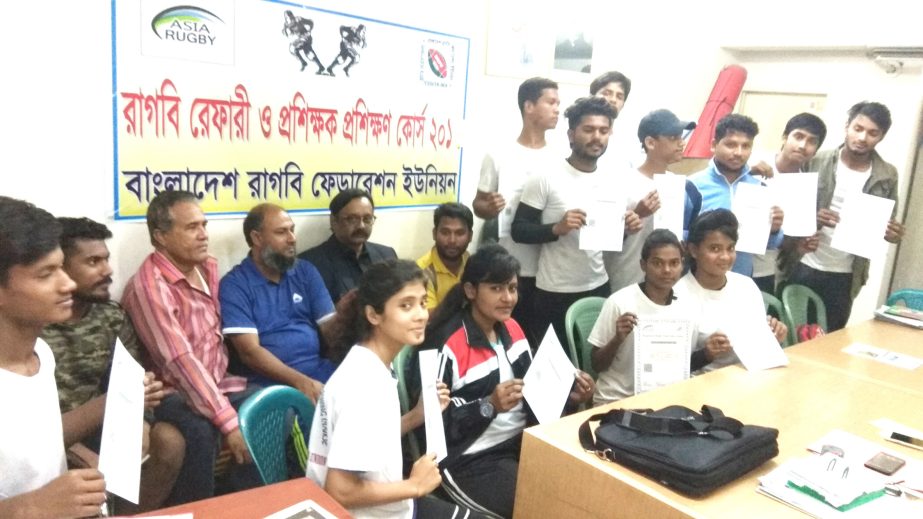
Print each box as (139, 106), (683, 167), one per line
(578, 405), (742, 457)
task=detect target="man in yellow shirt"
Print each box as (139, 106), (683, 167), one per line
(416, 203), (473, 310)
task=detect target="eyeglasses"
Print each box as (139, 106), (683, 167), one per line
(338, 215), (376, 226)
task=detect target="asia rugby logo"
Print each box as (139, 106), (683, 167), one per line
(151, 6), (224, 45)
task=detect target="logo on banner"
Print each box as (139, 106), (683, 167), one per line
(151, 6), (222, 45)
(140, 2), (234, 64)
(420, 39), (454, 87)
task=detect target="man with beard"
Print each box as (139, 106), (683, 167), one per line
(786, 102), (905, 331)
(220, 204), (336, 403)
(41, 217), (184, 512)
(512, 96), (642, 349)
(690, 114), (784, 278)
(298, 189), (397, 303)
(416, 202), (473, 310)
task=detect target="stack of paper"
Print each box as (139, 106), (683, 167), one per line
(874, 305), (923, 330)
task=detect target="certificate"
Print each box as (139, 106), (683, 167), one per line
(418, 349), (448, 462)
(98, 339), (146, 503)
(633, 318), (693, 394)
(731, 183), (772, 254)
(523, 326), (577, 424)
(579, 196), (626, 251)
(652, 173), (687, 239)
(771, 172), (818, 237)
(830, 192), (894, 259)
(496, 174), (522, 239)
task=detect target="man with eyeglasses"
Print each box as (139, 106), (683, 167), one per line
(298, 188), (397, 303)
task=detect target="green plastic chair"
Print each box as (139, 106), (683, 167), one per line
(564, 296), (606, 379)
(238, 385), (314, 484)
(886, 289), (923, 311)
(761, 291), (792, 347)
(781, 284), (828, 344)
(392, 345), (421, 461)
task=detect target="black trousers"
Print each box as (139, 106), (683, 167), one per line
(441, 436), (522, 519)
(534, 283), (610, 352)
(788, 263), (854, 332)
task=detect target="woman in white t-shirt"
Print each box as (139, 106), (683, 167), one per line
(306, 259), (480, 519)
(680, 209), (788, 372)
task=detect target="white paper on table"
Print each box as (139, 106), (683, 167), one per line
(652, 173), (687, 239)
(263, 498), (338, 519)
(842, 342), (923, 370)
(830, 192), (895, 259)
(522, 326), (577, 424)
(417, 349), (448, 462)
(770, 172), (818, 237)
(98, 339), (146, 503)
(579, 196), (626, 251)
(721, 318), (788, 371)
(632, 318), (693, 395)
(731, 183), (772, 254)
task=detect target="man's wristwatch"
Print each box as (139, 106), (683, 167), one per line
(479, 398), (496, 419)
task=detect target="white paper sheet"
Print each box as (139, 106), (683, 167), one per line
(830, 192), (894, 260)
(771, 172), (818, 237)
(632, 318), (693, 394)
(722, 319), (789, 371)
(731, 183), (772, 254)
(263, 499), (338, 519)
(522, 327), (577, 424)
(417, 349), (448, 462)
(98, 339), (146, 503)
(842, 342), (923, 370)
(496, 174), (522, 239)
(652, 173), (687, 239)
(578, 196), (626, 251)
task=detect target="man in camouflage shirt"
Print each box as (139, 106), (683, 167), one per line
(40, 217), (185, 512)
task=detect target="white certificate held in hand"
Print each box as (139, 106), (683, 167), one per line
(523, 326), (577, 424)
(722, 319), (789, 371)
(652, 173), (687, 239)
(731, 183), (772, 254)
(98, 339), (146, 504)
(830, 192), (895, 259)
(579, 196), (626, 251)
(633, 318), (693, 395)
(771, 172), (818, 237)
(418, 349), (448, 462)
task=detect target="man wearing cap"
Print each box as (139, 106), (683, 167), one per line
(605, 109), (702, 292)
(690, 114), (785, 277)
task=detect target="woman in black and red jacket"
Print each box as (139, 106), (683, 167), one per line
(410, 244), (594, 518)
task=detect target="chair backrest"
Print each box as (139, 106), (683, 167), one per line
(564, 296), (606, 378)
(392, 345), (421, 461)
(761, 291), (792, 347)
(781, 284), (828, 343)
(886, 289), (923, 311)
(239, 385), (315, 484)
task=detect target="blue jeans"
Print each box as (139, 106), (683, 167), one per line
(154, 384), (262, 505)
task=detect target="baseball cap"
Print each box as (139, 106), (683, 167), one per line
(638, 109), (696, 142)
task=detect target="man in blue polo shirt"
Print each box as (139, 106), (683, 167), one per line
(220, 203), (335, 403)
(690, 113), (784, 277)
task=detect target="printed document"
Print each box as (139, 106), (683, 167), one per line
(732, 183), (772, 254)
(830, 193), (894, 259)
(579, 196), (626, 251)
(652, 173), (687, 239)
(523, 327), (577, 424)
(633, 318), (693, 394)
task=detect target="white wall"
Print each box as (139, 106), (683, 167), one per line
(2, 0), (919, 325)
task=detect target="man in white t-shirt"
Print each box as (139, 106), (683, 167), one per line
(0, 196), (107, 519)
(473, 76), (561, 347)
(512, 96), (642, 349)
(749, 113), (827, 294)
(589, 229), (694, 406)
(604, 109), (700, 292)
(785, 102), (906, 331)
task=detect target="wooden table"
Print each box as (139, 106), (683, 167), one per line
(135, 478), (351, 518)
(514, 342), (923, 518)
(786, 319), (923, 395)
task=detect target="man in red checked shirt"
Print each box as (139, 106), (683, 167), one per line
(123, 190), (261, 505)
